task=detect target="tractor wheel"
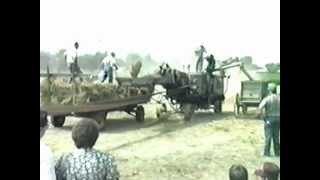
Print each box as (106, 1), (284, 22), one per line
(136, 106), (145, 123)
(52, 116), (66, 127)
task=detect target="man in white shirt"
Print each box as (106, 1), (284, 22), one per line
(65, 42), (82, 83)
(101, 52), (118, 83)
(40, 110), (56, 180)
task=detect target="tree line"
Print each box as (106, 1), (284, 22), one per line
(40, 50), (160, 75)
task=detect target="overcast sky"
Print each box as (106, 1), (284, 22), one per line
(40, 0), (280, 66)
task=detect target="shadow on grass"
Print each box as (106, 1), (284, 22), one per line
(192, 111), (236, 121)
(107, 120), (200, 152)
(59, 110), (255, 134)
(59, 117), (162, 133)
(103, 118), (162, 133)
(107, 114), (220, 152)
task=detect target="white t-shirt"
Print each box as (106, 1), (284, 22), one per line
(65, 49), (78, 65)
(40, 141), (56, 180)
(102, 56), (116, 66)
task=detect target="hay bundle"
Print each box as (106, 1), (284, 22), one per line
(128, 87), (139, 97)
(40, 78), (121, 105)
(40, 77), (153, 106)
(130, 61), (142, 78)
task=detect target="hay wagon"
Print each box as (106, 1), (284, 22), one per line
(42, 93), (153, 129)
(40, 70), (156, 129)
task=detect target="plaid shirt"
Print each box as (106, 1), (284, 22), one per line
(55, 149), (119, 180)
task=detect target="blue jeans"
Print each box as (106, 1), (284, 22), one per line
(264, 116), (280, 156)
(101, 67), (113, 83)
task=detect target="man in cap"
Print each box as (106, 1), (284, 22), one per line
(258, 83), (280, 156)
(254, 162), (280, 180)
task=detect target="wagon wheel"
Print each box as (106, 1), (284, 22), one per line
(52, 116), (66, 127)
(136, 105), (145, 123)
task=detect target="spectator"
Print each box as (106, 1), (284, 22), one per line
(40, 110), (56, 180)
(257, 83), (280, 157)
(229, 164), (248, 180)
(255, 162), (280, 180)
(55, 118), (120, 180)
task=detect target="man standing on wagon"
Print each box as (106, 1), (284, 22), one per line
(101, 52), (118, 83)
(65, 41), (83, 83)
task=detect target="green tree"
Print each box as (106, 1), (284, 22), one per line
(56, 49), (68, 73)
(40, 51), (55, 71)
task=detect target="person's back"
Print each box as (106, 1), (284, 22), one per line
(55, 118), (119, 180)
(261, 93), (280, 118)
(258, 83), (280, 156)
(56, 149), (118, 180)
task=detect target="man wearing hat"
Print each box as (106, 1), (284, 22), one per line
(258, 83), (280, 157)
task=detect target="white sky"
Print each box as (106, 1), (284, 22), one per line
(40, 0), (280, 66)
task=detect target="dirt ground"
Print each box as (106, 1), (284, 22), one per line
(42, 100), (280, 180)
